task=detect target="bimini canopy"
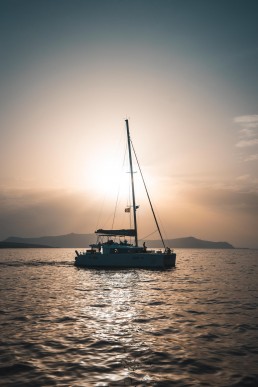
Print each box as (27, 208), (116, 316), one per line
(95, 229), (136, 237)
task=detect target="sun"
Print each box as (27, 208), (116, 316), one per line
(74, 130), (159, 218)
(88, 161), (130, 201)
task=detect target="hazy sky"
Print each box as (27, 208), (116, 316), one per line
(1, 0), (258, 248)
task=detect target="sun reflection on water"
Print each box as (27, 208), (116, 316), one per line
(77, 269), (155, 384)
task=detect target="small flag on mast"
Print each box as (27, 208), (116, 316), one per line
(125, 205), (139, 212)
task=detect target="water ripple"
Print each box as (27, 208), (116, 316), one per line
(0, 248), (258, 386)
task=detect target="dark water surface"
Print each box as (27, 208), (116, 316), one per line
(0, 248), (258, 386)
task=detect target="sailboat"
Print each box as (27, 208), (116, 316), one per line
(74, 119), (176, 268)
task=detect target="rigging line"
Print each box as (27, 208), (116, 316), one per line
(154, 206), (169, 246)
(95, 193), (107, 231)
(111, 188), (120, 230)
(111, 136), (128, 229)
(131, 141), (166, 249)
(139, 229), (158, 241)
(96, 129), (124, 230)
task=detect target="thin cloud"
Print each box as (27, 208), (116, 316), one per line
(234, 115), (258, 128)
(239, 128), (256, 138)
(181, 182), (258, 212)
(236, 174), (250, 181)
(0, 188), (99, 240)
(245, 154), (258, 162)
(236, 138), (258, 147)
(235, 115), (258, 155)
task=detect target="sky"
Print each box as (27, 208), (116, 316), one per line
(0, 0), (258, 248)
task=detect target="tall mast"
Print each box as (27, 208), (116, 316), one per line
(125, 119), (138, 246)
(131, 143), (166, 249)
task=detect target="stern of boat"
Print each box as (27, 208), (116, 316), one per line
(164, 252), (176, 267)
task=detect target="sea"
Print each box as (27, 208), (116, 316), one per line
(0, 248), (258, 387)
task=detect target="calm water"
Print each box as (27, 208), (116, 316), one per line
(0, 248), (258, 386)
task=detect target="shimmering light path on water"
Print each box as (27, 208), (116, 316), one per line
(0, 249), (258, 386)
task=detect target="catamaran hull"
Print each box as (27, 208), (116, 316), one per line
(75, 252), (176, 268)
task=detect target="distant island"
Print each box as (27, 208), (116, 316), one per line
(1, 233), (234, 249)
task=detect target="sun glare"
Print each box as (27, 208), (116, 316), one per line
(88, 162), (130, 202)
(72, 124), (162, 238)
